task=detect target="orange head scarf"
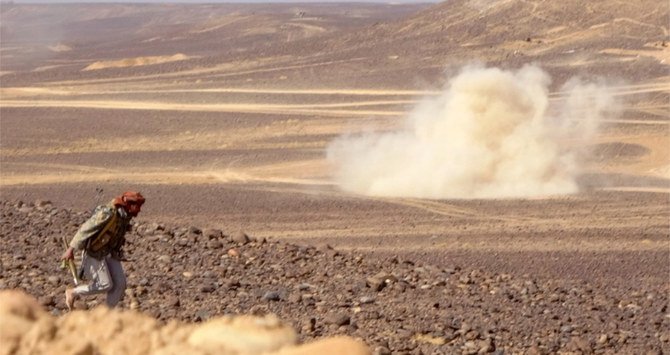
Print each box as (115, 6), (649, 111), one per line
(112, 191), (146, 208)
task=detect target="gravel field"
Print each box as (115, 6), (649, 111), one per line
(2, 200), (668, 354)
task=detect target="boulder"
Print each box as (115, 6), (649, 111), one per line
(187, 314), (296, 353)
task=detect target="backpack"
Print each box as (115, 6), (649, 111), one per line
(87, 206), (121, 253)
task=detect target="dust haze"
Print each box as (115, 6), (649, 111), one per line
(327, 65), (619, 199)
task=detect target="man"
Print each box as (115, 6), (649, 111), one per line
(61, 191), (145, 310)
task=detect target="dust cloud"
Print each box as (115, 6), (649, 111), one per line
(327, 65), (617, 199)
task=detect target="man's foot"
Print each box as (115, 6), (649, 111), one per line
(65, 288), (77, 311)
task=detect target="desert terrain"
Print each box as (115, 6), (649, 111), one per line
(1, 1), (669, 354)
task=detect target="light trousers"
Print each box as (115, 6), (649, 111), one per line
(72, 254), (126, 307)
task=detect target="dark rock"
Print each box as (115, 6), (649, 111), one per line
(47, 276), (60, 284)
(373, 346), (391, 355)
(262, 291), (281, 302)
(203, 228), (223, 239)
(194, 309), (211, 322)
(459, 275), (473, 284)
(560, 325), (574, 333)
(38, 296), (55, 307)
(231, 231), (250, 245)
(297, 283), (313, 291)
(200, 283), (216, 293)
(166, 296), (180, 308)
(366, 272), (396, 292)
(478, 338), (495, 353)
(225, 279), (241, 290)
(360, 296), (375, 304)
(301, 317), (316, 332)
(396, 328), (413, 339)
(566, 336), (592, 353)
(324, 312), (350, 326)
(206, 240), (223, 249)
(249, 304), (269, 316)
(35, 200), (52, 207)
(149, 223), (165, 232)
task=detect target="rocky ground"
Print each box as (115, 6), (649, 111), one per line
(1, 199), (668, 354)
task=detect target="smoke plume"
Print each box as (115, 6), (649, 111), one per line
(327, 65), (617, 199)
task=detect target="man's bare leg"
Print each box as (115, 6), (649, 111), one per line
(65, 288), (77, 311)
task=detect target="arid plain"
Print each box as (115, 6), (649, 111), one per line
(1, 2), (669, 352)
(2, 0), (668, 282)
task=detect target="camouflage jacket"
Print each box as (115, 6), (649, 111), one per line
(69, 202), (132, 260)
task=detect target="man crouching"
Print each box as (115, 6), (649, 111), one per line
(61, 191), (145, 310)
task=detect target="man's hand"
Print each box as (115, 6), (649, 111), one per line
(61, 247), (74, 261)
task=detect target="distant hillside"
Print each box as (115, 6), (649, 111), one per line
(1, 1), (667, 87)
(309, 0), (669, 83)
(0, 3), (425, 71)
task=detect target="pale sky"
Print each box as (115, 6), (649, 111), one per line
(11, 0), (441, 3)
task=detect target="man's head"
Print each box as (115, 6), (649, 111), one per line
(113, 191), (145, 217)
